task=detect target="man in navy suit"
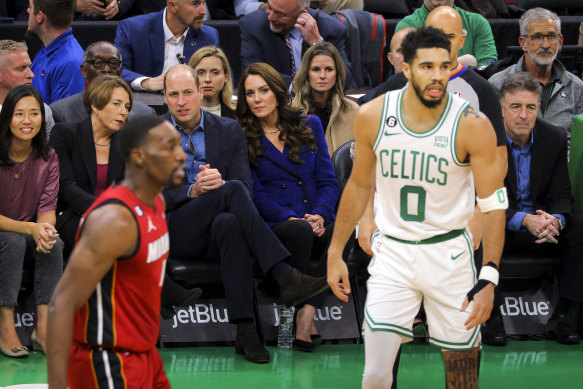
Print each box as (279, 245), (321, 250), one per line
(114, 0), (219, 91)
(161, 64), (328, 364)
(239, 0), (353, 88)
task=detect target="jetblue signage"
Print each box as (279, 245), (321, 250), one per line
(256, 290), (361, 341)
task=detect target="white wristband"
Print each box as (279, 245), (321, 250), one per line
(479, 265), (499, 286)
(477, 187), (508, 213)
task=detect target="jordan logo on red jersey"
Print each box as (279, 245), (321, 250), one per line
(147, 216), (157, 233)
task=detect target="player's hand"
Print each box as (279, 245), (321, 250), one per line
(295, 11), (321, 45)
(358, 212), (376, 255)
(141, 74), (165, 92)
(190, 164), (223, 197)
(304, 213), (325, 237)
(327, 256), (351, 302)
(461, 283), (494, 330)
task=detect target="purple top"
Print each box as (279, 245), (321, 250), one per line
(0, 149), (59, 222)
(94, 163), (108, 198)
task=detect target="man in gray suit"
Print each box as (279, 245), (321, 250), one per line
(50, 41), (155, 123)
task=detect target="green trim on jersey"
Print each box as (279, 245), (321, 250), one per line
(450, 101), (471, 166)
(397, 90), (453, 138)
(373, 92), (391, 151)
(429, 325), (481, 351)
(384, 228), (464, 245)
(365, 308), (414, 338)
(462, 229), (477, 281)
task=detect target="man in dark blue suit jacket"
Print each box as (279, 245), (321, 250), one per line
(239, 0), (353, 89)
(114, 0), (219, 91)
(161, 64), (328, 363)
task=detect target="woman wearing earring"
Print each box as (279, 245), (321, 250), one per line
(237, 63), (339, 352)
(0, 85), (64, 357)
(292, 42), (358, 156)
(189, 46), (236, 119)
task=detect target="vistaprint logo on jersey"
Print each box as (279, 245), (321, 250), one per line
(433, 135), (449, 149)
(146, 233), (169, 263)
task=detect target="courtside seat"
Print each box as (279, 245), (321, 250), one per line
(499, 253), (558, 280)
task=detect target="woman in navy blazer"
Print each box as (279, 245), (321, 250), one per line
(237, 63), (339, 352)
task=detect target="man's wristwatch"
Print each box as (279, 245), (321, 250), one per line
(556, 217), (565, 231)
(312, 36), (324, 46)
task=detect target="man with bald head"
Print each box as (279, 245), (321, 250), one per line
(357, 26), (414, 105)
(396, 0), (497, 67)
(50, 41), (156, 124)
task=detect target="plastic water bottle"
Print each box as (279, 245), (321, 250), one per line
(277, 306), (295, 349)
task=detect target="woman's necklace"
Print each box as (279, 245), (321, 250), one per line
(263, 127), (281, 135)
(94, 141), (111, 147)
(11, 150), (32, 180)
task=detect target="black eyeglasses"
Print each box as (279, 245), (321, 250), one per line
(524, 33), (559, 45)
(85, 58), (122, 70)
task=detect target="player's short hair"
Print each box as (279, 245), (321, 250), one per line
(119, 116), (169, 163)
(400, 26), (451, 65)
(499, 72), (542, 103)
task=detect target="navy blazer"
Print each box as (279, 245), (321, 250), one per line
(114, 9), (219, 83)
(505, 118), (573, 227)
(239, 8), (353, 89)
(49, 118), (125, 225)
(161, 111), (252, 211)
(250, 115), (339, 227)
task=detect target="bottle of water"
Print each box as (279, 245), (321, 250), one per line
(277, 305), (295, 349)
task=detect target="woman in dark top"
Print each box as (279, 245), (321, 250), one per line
(237, 63), (339, 351)
(50, 75), (131, 255)
(0, 85), (63, 357)
(188, 46), (236, 119)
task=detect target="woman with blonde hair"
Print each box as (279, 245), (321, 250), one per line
(292, 42), (358, 155)
(188, 46), (236, 119)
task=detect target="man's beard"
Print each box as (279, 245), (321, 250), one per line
(528, 46), (558, 66)
(411, 75), (445, 109)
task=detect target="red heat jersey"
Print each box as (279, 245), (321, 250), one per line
(72, 185), (169, 352)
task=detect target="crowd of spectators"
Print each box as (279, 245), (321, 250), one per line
(1, 0), (582, 363)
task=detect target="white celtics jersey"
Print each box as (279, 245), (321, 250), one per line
(373, 89), (475, 241)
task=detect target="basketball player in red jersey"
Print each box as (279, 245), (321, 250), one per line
(46, 116), (186, 389)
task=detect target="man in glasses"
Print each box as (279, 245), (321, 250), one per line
(239, 0), (353, 88)
(50, 41), (156, 124)
(489, 7), (583, 137)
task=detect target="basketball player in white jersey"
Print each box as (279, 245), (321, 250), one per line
(327, 27), (507, 388)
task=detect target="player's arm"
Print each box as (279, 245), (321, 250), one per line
(358, 183), (377, 255)
(457, 106), (507, 330)
(47, 204), (138, 389)
(327, 98), (381, 302)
